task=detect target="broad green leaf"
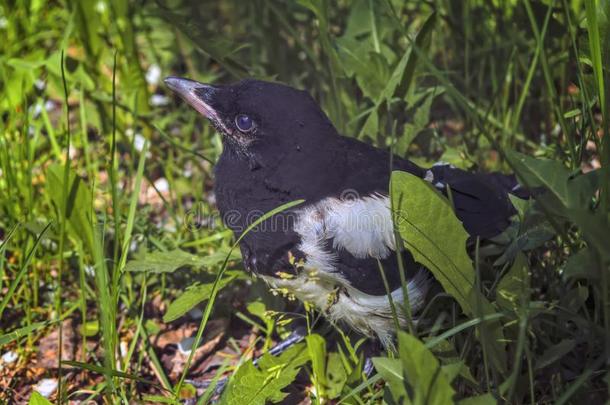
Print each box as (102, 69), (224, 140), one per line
(371, 357), (409, 404)
(562, 208), (610, 262)
(163, 274), (237, 323)
(342, 0), (373, 39)
(391, 170), (473, 307)
(496, 253), (530, 312)
(125, 248), (239, 274)
(441, 361), (464, 383)
(358, 13), (436, 138)
(7, 56), (47, 71)
(246, 300), (268, 322)
(397, 332), (455, 405)
(28, 392), (53, 405)
(427, 338), (477, 384)
(306, 333), (327, 393)
(493, 209), (555, 266)
(562, 247), (599, 280)
(505, 151), (603, 210)
(304, 334), (347, 399)
(325, 352), (348, 399)
(336, 38), (390, 100)
(81, 320), (99, 337)
(374, 332), (456, 405)
(220, 343), (309, 405)
(47, 163), (95, 253)
(395, 89), (439, 155)
(390, 171), (506, 374)
(506, 151), (572, 206)
(506, 151), (610, 259)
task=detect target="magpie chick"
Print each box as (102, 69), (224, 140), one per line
(165, 77), (524, 346)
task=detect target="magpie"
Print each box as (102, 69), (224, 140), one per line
(164, 77), (525, 347)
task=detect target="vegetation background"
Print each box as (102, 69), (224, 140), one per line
(1, 0), (609, 404)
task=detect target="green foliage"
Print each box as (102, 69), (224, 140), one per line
(489, 204), (554, 266)
(125, 248), (238, 274)
(221, 343), (310, 405)
(390, 171), (474, 311)
(373, 332), (456, 405)
(305, 333), (354, 400)
(496, 254), (530, 312)
(507, 150), (610, 258)
(0, 322), (48, 347)
(28, 392), (53, 405)
(1, 0), (610, 403)
(390, 171), (507, 373)
(163, 274), (237, 323)
(506, 151), (601, 211)
(46, 164), (95, 253)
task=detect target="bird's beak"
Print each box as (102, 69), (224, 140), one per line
(164, 76), (221, 122)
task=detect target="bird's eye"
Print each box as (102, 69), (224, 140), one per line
(235, 114), (254, 132)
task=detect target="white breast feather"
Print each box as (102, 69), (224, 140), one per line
(260, 193), (429, 346)
(325, 195), (395, 259)
(295, 194), (395, 260)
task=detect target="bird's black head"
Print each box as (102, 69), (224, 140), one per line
(164, 77), (337, 165)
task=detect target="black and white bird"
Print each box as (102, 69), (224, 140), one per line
(165, 77), (524, 346)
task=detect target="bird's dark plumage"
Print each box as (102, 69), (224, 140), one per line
(165, 77), (524, 344)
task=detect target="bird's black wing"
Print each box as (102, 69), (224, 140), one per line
(426, 163), (524, 238)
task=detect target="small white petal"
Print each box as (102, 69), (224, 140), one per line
(35, 378), (58, 398)
(145, 64), (162, 85)
(44, 100), (55, 112)
(133, 133), (146, 152)
(150, 94), (169, 107)
(154, 178), (169, 193)
(31, 103), (43, 118)
(35, 79), (46, 90)
(2, 351), (18, 364)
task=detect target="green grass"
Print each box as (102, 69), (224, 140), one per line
(1, 0), (609, 404)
